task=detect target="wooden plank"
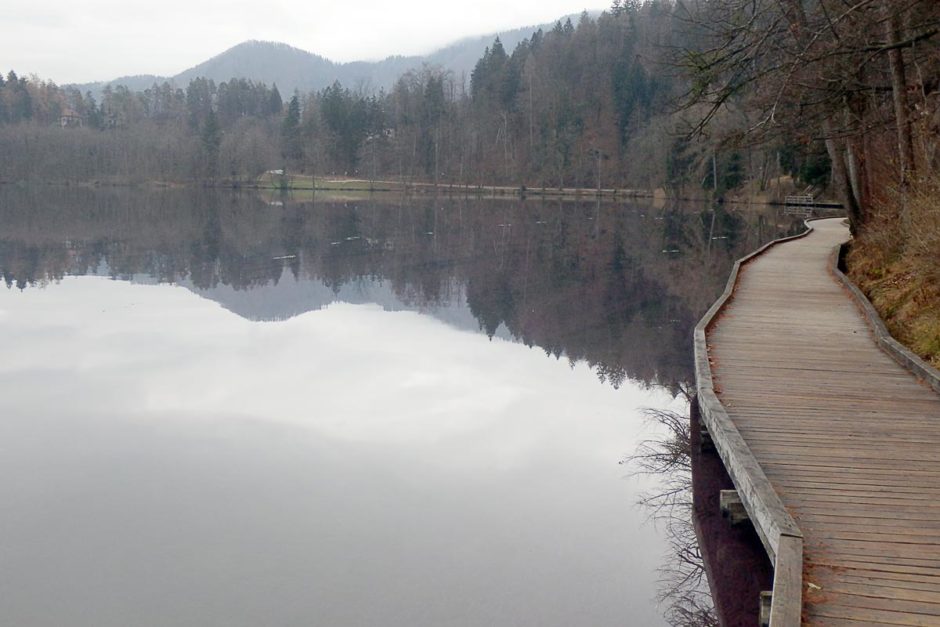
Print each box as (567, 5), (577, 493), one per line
(811, 571), (940, 591)
(806, 605), (940, 627)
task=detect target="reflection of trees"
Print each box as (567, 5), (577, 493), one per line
(625, 403), (718, 627)
(626, 400), (775, 626)
(689, 401), (773, 627)
(0, 186), (802, 389)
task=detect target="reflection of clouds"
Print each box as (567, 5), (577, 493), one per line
(2, 277), (669, 469)
(0, 275), (671, 626)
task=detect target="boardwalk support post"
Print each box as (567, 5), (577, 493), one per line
(719, 489), (749, 525)
(759, 591), (772, 627)
(700, 424), (715, 452)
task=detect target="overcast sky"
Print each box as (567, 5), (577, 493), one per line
(5, 0), (607, 84)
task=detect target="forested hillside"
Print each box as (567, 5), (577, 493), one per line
(0, 3), (827, 196)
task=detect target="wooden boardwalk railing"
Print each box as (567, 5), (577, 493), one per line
(695, 217), (940, 625)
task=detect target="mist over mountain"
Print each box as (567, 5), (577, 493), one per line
(73, 16), (583, 96)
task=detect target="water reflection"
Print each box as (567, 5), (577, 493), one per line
(690, 401), (774, 626)
(0, 186), (805, 391)
(624, 403), (715, 626)
(0, 187), (805, 626)
(625, 401), (775, 627)
(3, 271), (669, 627)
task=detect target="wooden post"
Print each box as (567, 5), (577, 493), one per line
(700, 424), (715, 453)
(720, 489), (749, 525)
(759, 591), (772, 627)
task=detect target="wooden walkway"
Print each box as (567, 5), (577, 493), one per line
(704, 218), (940, 625)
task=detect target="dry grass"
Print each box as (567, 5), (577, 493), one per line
(847, 177), (940, 368)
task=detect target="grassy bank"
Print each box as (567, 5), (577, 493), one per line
(847, 178), (940, 368)
(254, 172), (658, 199)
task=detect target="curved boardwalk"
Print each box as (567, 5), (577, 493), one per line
(708, 218), (940, 625)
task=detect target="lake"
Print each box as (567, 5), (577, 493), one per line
(0, 187), (803, 626)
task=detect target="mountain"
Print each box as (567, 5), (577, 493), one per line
(72, 14), (587, 97)
(174, 41), (340, 93)
(82, 74), (165, 93)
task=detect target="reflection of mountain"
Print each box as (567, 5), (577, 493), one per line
(0, 186), (802, 389)
(181, 271), (511, 339)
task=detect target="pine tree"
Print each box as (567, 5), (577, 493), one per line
(268, 85), (283, 117)
(281, 94), (303, 166)
(4, 71), (33, 123)
(201, 109), (222, 179)
(0, 72), (7, 123)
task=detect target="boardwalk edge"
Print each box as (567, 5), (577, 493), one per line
(834, 244), (940, 396)
(693, 218), (820, 627)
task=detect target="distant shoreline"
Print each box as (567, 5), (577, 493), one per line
(0, 176), (843, 208)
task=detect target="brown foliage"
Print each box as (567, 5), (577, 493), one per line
(848, 174), (940, 367)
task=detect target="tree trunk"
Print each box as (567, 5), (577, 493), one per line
(846, 141), (862, 211)
(823, 118), (863, 234)
(883, 2), (916, 184)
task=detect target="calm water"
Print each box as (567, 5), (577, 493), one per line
(0, 187), (803, 626)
